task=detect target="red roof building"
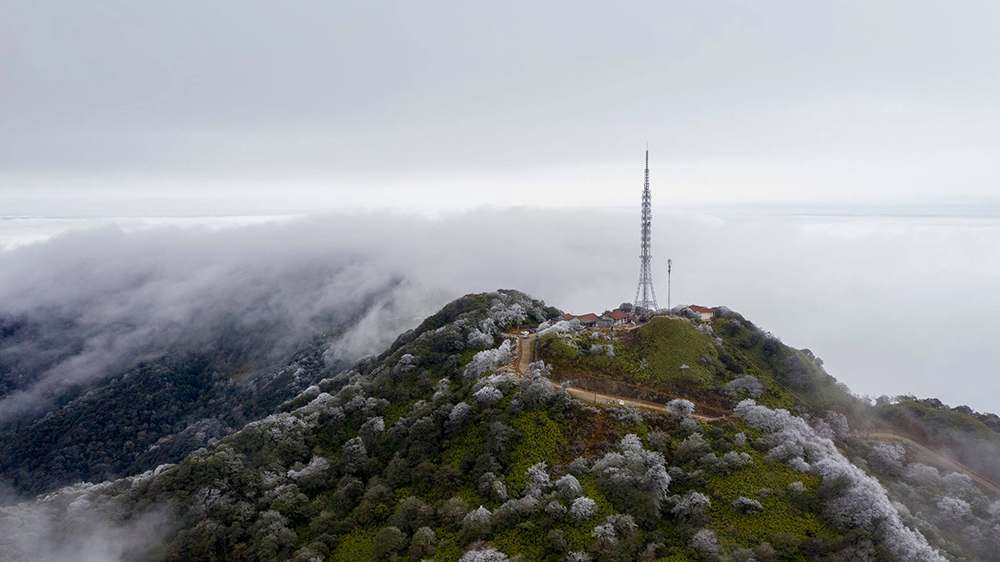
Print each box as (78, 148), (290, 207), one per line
(684, 305), (716, 321)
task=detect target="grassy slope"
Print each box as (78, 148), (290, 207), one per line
(542, 316), (723, 390)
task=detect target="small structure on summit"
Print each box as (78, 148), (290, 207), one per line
(684, 305), (715, 322)
(561, 309), (630, 328)
(596, 309), (629, 328)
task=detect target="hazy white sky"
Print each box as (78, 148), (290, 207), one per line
(1, 3), (999, 411)
(3, 1), (999, 215)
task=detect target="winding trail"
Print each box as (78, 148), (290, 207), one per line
(864, 431), (1000, 497)
(513, 332), (1000, 496)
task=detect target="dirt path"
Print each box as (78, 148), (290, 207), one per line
(517, 334), (536, 374)
(864, 431), (1000, 497)
(514, 333), (719, 421)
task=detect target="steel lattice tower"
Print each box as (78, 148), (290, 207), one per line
(633, 148), (658, 315)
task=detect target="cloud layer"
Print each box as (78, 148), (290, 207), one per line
(1, 207), (998, 419)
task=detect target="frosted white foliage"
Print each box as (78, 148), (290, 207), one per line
(447, 402), (472, 433)
(679, 417), (700, 435)
(570, 497), (598, 519)
(936, 496), (971, 522)
(825, 411), (851, 438)
(615, 406), (643, 424)
(474, 385), (503, 406)
(591, 434), (671, 508)
(788, 481), (806, 494)
(565, 552), (592, 562)
(516, 364), (555, 408)
(461, 506), (493, 539)
(721, 375), (764, 398)
(490, 301), (527, 329)
(672, 491), (711, 519)
(525, 462), (552, 499)
(459, 546), (509, 562)
(591, 523), (615, 541)
(732, 497), (764, 514)
(904, 463), (940, 486)
(537, 319), (582, 338)
(868, 443), (906, 474)
(665, 399), (695, 421)
(478, 472), (509, 502)
(734, 432), (747, 447)
(587, 344), (614, 357)
(393, 353), (417, 374)
(546, 500), (568, 518)
(342, 436), (367, 469)
(287, 456), (329, 481)
(722, 451), (753, 469)
(464, 340), (512, 380)
(689, 528), (718, 555)
(493, 497), (539, 527)
(675, 433), (710, 462)
(943, 472), (977, 497)
(359, 416), (385, 443)
(734, 400), (945, 562)
(467, 328), (495, 349)
(432, 378), (452, 401)
(475, 372), (517, 394)
(555, 474), (582, 500)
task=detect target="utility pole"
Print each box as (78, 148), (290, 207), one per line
(667, 258), (672, 310)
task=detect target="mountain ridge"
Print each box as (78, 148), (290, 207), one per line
(0, 290), (998, 562)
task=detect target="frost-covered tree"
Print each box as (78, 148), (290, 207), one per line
(464, 340), (513, 380)
(732, 497), (764, 514)
(446, 402), (472, 435)
(689, 528), (718, 556)
(665, 399), (695, 421)
(461, 506), (493, 541)
(468, 328), (495, 349)
(493, 497), (540, 529)
(591, 434), (671, 523)
(721, 375), (764, 398)
(342, 437), (368, 473)
(555, 474), (583, 500)
(516, 363), (556, 409)
(936, 496), (972, 524)
(903, 463), (941, 487)
(410, 526), (437, 558)
(478, 472), (509, 502)
(868, 443), (906, 476)
(571, 496), (598, 519)
(525, 462), (552, 499)
(459, 545), (509, 562)
(734, 400), (945, 562)
(490, 301), (527, 329)
(675, 433), (710, 464)
(474, 385), (503, 406)
(359, 416), (384, 447)
(671, 492), (711, 525)
(615, 406), (643, 425)
(546, 500), (568, 519)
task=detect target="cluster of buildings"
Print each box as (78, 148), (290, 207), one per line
(560, 305), (715, 329)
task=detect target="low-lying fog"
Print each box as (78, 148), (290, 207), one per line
(1, 205), (997, 414)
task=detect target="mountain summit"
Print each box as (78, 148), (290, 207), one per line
(1, 290), (997, 562)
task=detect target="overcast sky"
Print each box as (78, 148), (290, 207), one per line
(1, 3), (999, 410)
(3, 1), (1000, 215)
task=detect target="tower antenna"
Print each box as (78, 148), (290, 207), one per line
(633, 148), (658, 317)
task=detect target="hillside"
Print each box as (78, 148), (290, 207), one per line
(1, 291), (998, 562)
